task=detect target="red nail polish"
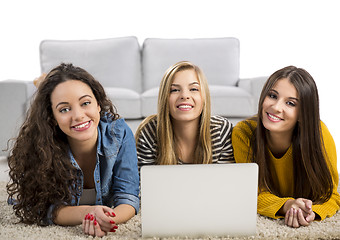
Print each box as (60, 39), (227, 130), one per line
(111, 212), (116, 217)
(86, 214), (90, 220)
(90, 215), (94, 221)
(113, 225), (118, 229)
(94, 219), (97, 226)
(110, 228), (116, 232)
(110, 220), (115, 224)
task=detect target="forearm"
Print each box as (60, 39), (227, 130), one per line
(54, 205), (92, 226)
(112, 204), (135, 224)
(312, 190), (340, 220)
(258, 191), (293, 219)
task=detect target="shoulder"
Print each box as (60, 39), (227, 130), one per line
(231, 118), (257, 146)
(319, 121), (338, 179)
(210, 116), (232, 133)
(137, 115), (157, 138)
(233, 118), (256, 136)
(99, 115), (133, 140)
(320, 121), (334, 142)
(320, 121), (336, 155)
(135, 115), (157, 147)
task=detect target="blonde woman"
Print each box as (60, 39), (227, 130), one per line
(136, 61), (234, 166)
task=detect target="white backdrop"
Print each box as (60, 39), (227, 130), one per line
(0, 0), (339, 170)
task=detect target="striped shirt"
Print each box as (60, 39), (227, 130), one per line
(136, 115), (234, 167)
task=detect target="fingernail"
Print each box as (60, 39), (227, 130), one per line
(111, 212), (116, 217)
(90, 215), (94, 221)
(86, 214), (90, 220)
(110, 220), (115, 224)
(94, 219), (97, 226)
(110, 228), (116, 232)
(84, 214), (88, 220)
(113, 225), (118, 229)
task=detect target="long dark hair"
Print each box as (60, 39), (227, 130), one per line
(247, 66), (333, 203)
(6, 63), (118, 225)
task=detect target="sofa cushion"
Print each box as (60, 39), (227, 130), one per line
(40, 36), (142, 93)
(141, 86), (254, 118)
(141, 87), (159, 117)
(142, 37), (240, 91)
(209, 85), (254, 117)
(105, 87), (141, 119)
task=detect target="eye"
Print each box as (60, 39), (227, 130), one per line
(190, 88), (199, 92)
(170, 88), (179, 93)
(268, 92), (277, 99)
(82, 101), (91, 106)
(59, 107), (70, 113)
(287, 101), (296, 107)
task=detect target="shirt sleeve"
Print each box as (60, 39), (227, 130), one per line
(112, 123), (140, 214)
(312, 122), (340, 220)
(136, 120), (157, 169)
(216, 117), (234, 163)
(231, 120), (253, 164)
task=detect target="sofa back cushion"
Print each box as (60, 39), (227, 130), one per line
(142, 37), (240, 90)
(40, 36), (142, 93)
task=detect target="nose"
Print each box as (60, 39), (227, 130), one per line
(72, 106), (85, 121)
(272, 100), (284, 112)
(180, 89), (190, 99)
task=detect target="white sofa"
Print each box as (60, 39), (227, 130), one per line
(0, 36), (267, 156)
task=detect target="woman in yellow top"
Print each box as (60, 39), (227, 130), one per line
(232, 65), (340, 228)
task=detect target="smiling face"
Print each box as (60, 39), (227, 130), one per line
(262, 78), (299, 136)
(50, 80), (101, 145)
(168, 69), (204, 124)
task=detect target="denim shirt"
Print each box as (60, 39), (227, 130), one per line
(46, 116), (140, 224)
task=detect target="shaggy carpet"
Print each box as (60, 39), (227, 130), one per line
(0, 181), (339, 240)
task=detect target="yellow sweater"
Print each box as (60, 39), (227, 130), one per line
(232, 119), (340, 220)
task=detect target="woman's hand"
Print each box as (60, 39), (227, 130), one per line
(82, 205), (118, 237)
(283, 198), (315, 228)
(82, 213), (107, 237)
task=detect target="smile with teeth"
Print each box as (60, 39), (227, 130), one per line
(267, 113), (282, 121)
(177, 104), (193, 109)
(72, 121), (91, 129)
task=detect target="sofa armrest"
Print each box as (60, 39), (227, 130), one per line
(237, 76), (268, 113)
(0, 80), (36, 156)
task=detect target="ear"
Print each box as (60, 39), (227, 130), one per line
(98, 104), (101, 113)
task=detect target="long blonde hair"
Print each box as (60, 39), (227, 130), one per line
(136, 61), (212, 164)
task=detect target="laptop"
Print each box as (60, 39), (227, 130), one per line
(140, 163), (258, 238)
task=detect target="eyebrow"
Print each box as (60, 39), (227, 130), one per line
(171, 82), (200, 87)
(55, 95), (93, 109)
(270, 89), (299, 101)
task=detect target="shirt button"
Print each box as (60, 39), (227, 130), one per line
(96, 180), (99, 183)
(98, 198), (101, 201)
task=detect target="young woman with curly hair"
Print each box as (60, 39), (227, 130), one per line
(136, 61), (234, 166)
(232, 66), (340, 228)
(7, 63), (139, 237)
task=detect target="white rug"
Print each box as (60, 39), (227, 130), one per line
(0, 181), (339, 240)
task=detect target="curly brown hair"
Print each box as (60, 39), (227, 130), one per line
(7, 63), (119, 225)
